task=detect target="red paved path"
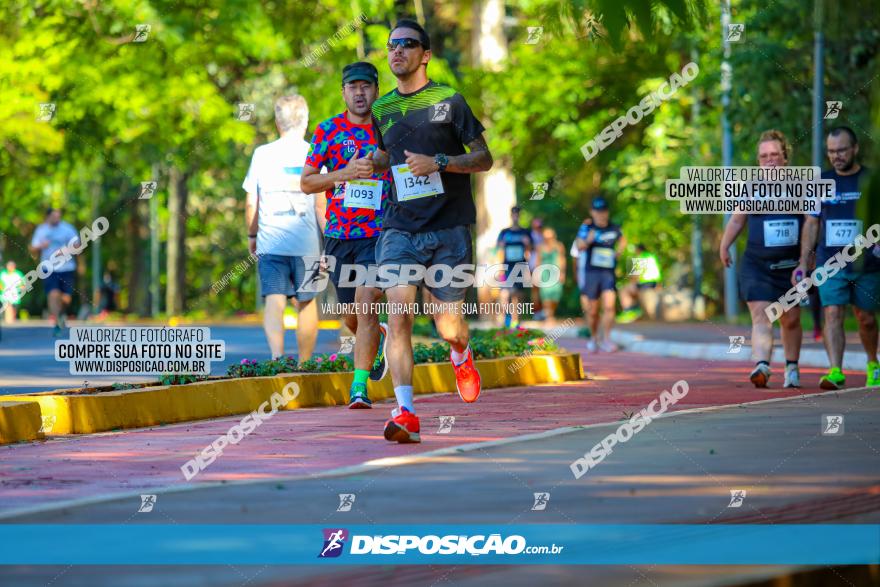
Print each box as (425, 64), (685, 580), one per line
(0, 339), (857, 515)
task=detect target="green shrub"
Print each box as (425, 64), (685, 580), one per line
(222, 328), (559, 380)
(159, 374), (208, 386)
(226, 353), (352, 378)
(226, 356), (299, 378)
(297, 353), (354, 373)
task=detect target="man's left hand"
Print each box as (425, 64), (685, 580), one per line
(404, 150), (439, 177)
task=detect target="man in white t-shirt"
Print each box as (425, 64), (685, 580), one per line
(29, 208), (80, 336)
(243, 94), (322, 359)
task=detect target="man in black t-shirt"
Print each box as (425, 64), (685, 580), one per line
(496, 206), (532, 329)
(364, 19), (494, 443)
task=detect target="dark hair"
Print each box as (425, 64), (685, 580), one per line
(511, 206), (521, 214)
(828, 126), (858, 146)
(45, 207), (58, 217)
(391, 19), (430, 50)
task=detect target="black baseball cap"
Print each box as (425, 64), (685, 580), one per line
(591, 196), (609, 211)
(342, 62), (379, 85)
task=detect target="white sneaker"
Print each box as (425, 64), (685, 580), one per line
(585, 339), (598, 353)
(749, 363), (771, 388)
(783, 364), (800, 388)
(598, 340), (618, 353)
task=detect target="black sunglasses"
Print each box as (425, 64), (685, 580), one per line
(386, 37), (423, 51)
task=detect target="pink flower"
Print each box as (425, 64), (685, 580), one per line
(315, 357), (323, 363)
(329, 353), (338, 362)
(240, 359), (249, 365)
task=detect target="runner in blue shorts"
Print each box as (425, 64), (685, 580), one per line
(577, 196), (626, 353)
(29, 208), (79, 337)
(794, 127), (879, 389)
(243, 94), (321, 360)
(496, 206), (532, 329)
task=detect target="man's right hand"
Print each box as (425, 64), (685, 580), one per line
(791, 263), (807, 287)
(357, 151), (375, 177)
(720, 246), (732, 268)
(342, 152), (375, 181)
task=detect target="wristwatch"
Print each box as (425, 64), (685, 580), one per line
(434, 153), (448, 172)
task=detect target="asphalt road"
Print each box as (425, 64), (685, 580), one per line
(0, 323), (341, 395)
(3, 388), (878, 586)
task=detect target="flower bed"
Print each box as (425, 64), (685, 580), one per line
(225, 327), (559, 378)
(46, 328), (560, 395)
(0, 326), (582, 440)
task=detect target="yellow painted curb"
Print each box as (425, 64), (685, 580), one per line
(0, 401), (44, 444)
(0, 353), (582, 440)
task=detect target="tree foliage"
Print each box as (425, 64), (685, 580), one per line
(1, 0), (877, 318)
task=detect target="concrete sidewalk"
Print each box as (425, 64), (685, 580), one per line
(516, 320), (872, 372)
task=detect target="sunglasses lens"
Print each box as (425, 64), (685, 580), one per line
(387, 38), (420, 50)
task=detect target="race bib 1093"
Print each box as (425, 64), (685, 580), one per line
(343, 179), (382, 210)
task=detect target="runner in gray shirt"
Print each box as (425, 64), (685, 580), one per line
(29, 208), (80, 336)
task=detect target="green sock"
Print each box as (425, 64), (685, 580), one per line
(354, 369), (370, 386)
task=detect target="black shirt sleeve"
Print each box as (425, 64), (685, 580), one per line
(370, 115), (385, 151)
(451, 94), (486, 147)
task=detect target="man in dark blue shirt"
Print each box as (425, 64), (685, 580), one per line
(496, 206), (532, 328)
(576, 196), (626, 353)
(795, 127), (879, 389)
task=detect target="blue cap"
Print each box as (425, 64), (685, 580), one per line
(591, 197), (609, 211)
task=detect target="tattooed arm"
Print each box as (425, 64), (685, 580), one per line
(446, 135), (493, 173)
(404, 135), (494, 177)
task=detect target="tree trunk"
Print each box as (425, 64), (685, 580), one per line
(166, 166), (188, 315)
(472, 0), (516, 308)
(126, 190), (148, 315)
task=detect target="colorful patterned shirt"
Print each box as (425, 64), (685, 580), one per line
(305, 112), (390, 240)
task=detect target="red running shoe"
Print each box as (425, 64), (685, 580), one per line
(453, 349), (481, 403)
(383, 407), (421, 443)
